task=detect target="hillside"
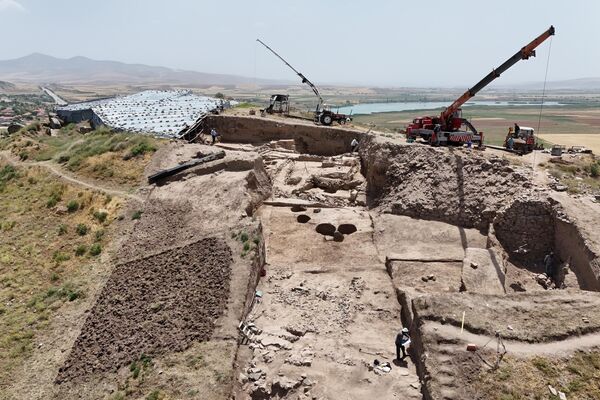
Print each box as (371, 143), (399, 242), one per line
(0, 81), (16, 90)
(0, 53), (280, 86)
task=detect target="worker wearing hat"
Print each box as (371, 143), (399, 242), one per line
(395, 327), (411, 361)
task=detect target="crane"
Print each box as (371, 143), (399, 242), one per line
(406, 25), (555, 146)
(256, 39), (352, 125)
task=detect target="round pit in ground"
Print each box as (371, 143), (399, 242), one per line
(316, 223), (336, 236)
(338, 224), (357, 235)
(297, 214), (311, 223)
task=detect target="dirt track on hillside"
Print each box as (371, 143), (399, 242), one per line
(56, 238), (232, 383)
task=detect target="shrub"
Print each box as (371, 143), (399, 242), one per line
(128, 141), (157, 158)
(0, 165), (18, 182)
(94, 229), (105, 242)
(591, 163), (599, 178)
(240, 232), (249, 242)
(66, 200), (79, 212)
(89, 243), (102, 256)
(243, 242), (251, 251)
(93, 210), (108, 223)
(57, 224), (67, 235)
(52, 251), (70, 263)
(75, 245), (87, 256)
(146, 390), (161, 400)
(46, 193), (61, 208)
(132, 210), (143, 220)
(19, 151), (28, 161)
(76, 223), (88, 236)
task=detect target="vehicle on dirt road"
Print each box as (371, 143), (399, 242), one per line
(505, 126), (538, 154)
(256, 39), (352, 126)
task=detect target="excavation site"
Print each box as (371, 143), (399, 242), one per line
(15, 112), (591, 400)
(3, 6), (600, 400)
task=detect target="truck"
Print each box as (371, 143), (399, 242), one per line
(256, 39), (352, 126)
(504, 125), (537, 154)
(406, 26), (555, 147)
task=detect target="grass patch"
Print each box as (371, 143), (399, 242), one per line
(92, 210), (108, 223)
(0, 163), (116, 385)
(89, 243), (102, 256)
(75, 244), (87, 256)
(132, 210), (143, 220)
(3, 125), (163, 186)
(66, 200), (79, 212)
(76, 223), (88, 236)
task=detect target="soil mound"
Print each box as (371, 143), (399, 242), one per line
(361, 138), (533, 229)
(56, 237), (232, 383)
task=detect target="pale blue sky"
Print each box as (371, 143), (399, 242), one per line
(1, 0), (598, 87)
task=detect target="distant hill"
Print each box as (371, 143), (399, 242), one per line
(0, 53), (280, 86)
(0, 80), (16, 90)
(499, 77), (600, 91)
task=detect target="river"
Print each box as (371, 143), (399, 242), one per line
(337, 100), (562, 115)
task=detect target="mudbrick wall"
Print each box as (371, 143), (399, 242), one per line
(493, 196), (556, 264)
(202, 115), (365, 156)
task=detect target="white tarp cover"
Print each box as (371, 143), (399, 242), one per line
(59, 90), (231, 137)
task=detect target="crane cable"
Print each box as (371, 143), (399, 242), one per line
(532, 36), (553, 180)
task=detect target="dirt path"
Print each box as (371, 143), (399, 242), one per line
(0, 151), (145, 202)
(425, 322), (600, 356)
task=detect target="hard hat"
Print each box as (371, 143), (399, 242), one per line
(402, 327), (409, 333)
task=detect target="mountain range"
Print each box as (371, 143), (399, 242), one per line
(0, 53), (279, 86)
(0, 53), (599, 91)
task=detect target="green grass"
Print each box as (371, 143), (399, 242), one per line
(235, 102), (260, 109)
(76, 223), (88, 236)
(89, 243), (101, 256)
(66, 200), (79, 212)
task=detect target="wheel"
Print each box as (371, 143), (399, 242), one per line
(320, 114), (333, 125)
(339, 118), (346, 125)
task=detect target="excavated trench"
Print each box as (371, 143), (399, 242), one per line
(198, 116), (600, 400)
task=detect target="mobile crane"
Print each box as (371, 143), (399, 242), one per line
(256, 39), (352, 126)
(406, 25), (555, 147)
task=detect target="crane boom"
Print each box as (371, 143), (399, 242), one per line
(256, 39), (324, 108)
(441, 25), (555, 124)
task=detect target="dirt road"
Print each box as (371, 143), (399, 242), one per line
(0, 151), (145, 202)
(425, 322), (600, 356)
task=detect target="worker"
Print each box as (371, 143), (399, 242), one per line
(210, 128), (220, 145)
(395, 327), (411, 360)
(507, 136), (514, 150)
(544, 251), (555, 277)
(514, 123), (521, 135)
(351, 138), (359, 152)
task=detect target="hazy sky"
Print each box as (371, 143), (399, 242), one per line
(1, 0), (598, 87)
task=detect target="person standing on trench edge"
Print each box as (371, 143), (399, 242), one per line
(396, 327), (411, 361)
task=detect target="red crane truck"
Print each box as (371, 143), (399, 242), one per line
(406, 25), (555, 147)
